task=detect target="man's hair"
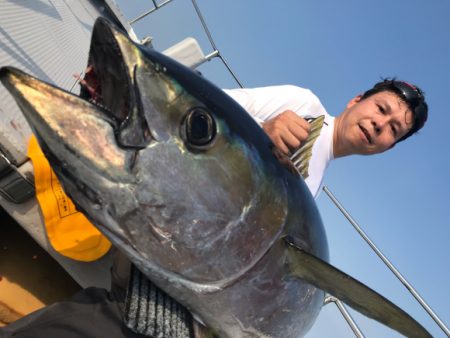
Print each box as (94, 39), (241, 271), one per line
(360, 78), (428, 143)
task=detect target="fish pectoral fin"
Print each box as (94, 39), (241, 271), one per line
(283, 236), (431, 338)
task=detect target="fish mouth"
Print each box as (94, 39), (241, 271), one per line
(79, 19), (132, 126)
(359, 124), (373, 145)
(78, 18), (152, 148)
(0, 18), (153, 181)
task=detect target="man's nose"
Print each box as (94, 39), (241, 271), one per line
(371, 117), (388, 134)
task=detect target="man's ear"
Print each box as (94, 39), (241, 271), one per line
(346, 94), (363, 109)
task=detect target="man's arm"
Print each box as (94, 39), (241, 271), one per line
(224, 85), (325, 154)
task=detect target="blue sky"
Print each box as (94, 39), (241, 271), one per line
(116, 1), (450, 337)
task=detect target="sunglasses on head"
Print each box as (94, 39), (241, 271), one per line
(392, 81), (427, 123)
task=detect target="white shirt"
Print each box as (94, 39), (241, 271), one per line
(224, 85), (334, 199)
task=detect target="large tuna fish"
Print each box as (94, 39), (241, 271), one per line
(0, 18), (430, 338)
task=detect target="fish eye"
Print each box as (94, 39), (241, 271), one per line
(184, 107), (216, 148)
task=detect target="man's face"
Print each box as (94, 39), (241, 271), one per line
(336, 91), (413, 156)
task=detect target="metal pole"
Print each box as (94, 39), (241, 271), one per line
(218, 55), (244, 88)
(323, 185), (450, 337)
(204, 50), (220, 61)
(190, 0), (243, 88)
(325, 296), (365, 338)
(190, 0), (217, 51)
(129, 0), (174, 25)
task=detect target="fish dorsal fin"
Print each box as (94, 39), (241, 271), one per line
(284, 236), (431, 338)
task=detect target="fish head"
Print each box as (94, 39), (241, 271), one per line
(0, 18), (327, 291)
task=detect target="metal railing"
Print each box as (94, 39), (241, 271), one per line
(323, 186), (450, 337)
(325, 296), (365, 338)
(129, 0), (175, 24)
(128, 0), (243, 87)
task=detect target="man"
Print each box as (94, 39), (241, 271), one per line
(224, 79), (428, 198)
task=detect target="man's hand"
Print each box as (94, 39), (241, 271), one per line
(262, 110), (310, 155)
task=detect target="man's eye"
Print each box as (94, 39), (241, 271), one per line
(377, 104), (385, 114)
(391, 124), (397, 136)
